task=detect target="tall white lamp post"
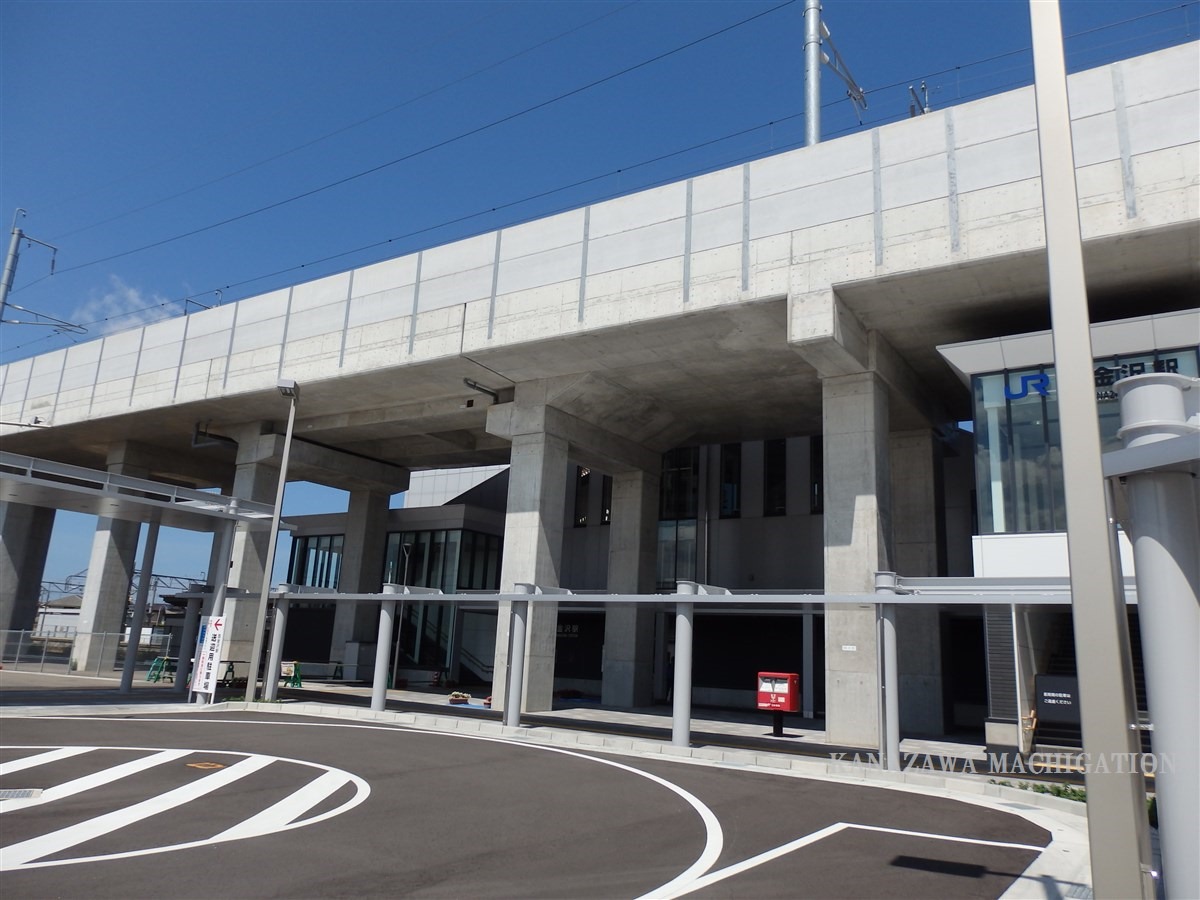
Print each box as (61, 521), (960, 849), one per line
(245, 378), (300, 701)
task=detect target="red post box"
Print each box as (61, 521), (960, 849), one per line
(757, 672), (800, 712)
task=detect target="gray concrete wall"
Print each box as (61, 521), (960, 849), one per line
(0, 502), (55, 632)
(4, 44), (1193, 432)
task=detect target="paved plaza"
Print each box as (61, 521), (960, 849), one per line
(0, 670), (1094, 898)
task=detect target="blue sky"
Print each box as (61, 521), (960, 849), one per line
(2, 0), (1196, 592)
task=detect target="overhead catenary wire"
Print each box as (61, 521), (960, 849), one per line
(49, 0), (799, 278)
(47, 1), (638, 244)
(2, 2), (1194, 357)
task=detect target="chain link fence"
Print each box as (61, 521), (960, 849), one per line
(1, 630), (176, 677)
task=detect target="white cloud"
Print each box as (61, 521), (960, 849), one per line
(70, 275), (180, 335)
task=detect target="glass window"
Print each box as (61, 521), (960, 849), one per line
(719, 443), (741, 518)
(287, 534), (343, 589)
(971, 345), (1198, 535)
(763, 438), (786, 516)
(809, 436), (823, 515)
(573, 466), (591, 527)
(601, 475), (612, 525)
(660, 447), (699, 519)
(384, 529), (501, 591)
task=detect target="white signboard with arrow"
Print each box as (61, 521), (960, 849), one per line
(193, 616), (226, 696)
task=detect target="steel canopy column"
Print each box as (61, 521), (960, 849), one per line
(1113, 373), (1200, 900)
(120, 521), (160, 694)
(505, 584), (531, 729)
(875, 571), (900, 772)
(372, 587), (400, 712)
(672, 582), (696, 747)
(262, 592), (292, 702)
(176, 596), (201, 695)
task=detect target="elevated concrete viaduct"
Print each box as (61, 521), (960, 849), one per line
(2, 42), (1196, 747)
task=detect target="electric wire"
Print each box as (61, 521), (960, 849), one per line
(2, 2), (1194, 357)
(47, 2), (637, 243)
(49, 0), (798, 277)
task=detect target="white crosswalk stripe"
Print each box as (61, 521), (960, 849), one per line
(0, 746), (93, 776)
(0, 745), (370, 870)
(0, 748), (192, 812)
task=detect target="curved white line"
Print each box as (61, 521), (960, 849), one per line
(5, 716), (725, 894)
(0, 744), (370, 870)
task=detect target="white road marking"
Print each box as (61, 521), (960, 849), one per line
(0, 746), (93, 776)
(4, 717), (725, 893)
(649, 823), (848, 899)
(0, 754), (273, 869)
(848, 822), (1046, 852)
(211, 768), (350, 840)
(0, 744), (371, 871)
(0, 748), (191, 811)
(654, 822), (1049, 897)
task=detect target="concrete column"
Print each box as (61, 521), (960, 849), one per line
(0, 502), (55, 632)
(890, 429), (945, 735)
(72, 448), (149, 675)
(223, 456), (280, 667)
(822, 372), (891, 748)
(331, 489), (390, 664)
(602, 468), (659, 707)
(492, 428), (568, 713)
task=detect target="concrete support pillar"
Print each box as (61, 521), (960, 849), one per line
(332, 489), (391, 664)
(492, 427), (568, 713)
(602, 468), (659, 707)
(0, 502), (55, 632)
(890, 429), (945, 735)
(73, 448), (149, 675)
(821, 372), (891, 748)
(224, 456), (280, 668)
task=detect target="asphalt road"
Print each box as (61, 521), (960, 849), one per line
(0, 710), (1050, 898)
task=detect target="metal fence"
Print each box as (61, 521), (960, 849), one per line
(0, 630), (175, 677)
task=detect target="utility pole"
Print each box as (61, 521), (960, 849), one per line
(803, 1), (867, 146)
(0, 209), (83, 336)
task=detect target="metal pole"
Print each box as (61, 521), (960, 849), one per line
(208, 515), (237, 620)
(262, 594), (291, 702)
(504, 586), (531, 728)
(803, 0), (822, 146)
(94, 631), (107, 677)
(1028, 4), (1153, 896)
(875, 572), (900, 771)
(176, 596), (201, 695)
(121, 521), (160, 693)
(13, 629), (26, 671)
(1115, 373), (1200, 900)
(372, 591), (399, 712)
(672, 582), (696, 747)
(0, 222), (23, 321)
(246, 392), (298, 701)
(802, 610), (815, 718)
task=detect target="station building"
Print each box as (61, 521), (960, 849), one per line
(1, 41), (1196, 753)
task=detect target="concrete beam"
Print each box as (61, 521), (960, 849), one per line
(870, 332), (953, 431)
(487, 400), (661, 476)
(789, 289), (871, 377)
(238, 432), (410, 494)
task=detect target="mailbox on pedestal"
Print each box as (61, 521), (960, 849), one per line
(757, 672), (799, 712)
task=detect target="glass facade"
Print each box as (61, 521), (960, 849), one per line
(658, 446), (699, 590)
(286, 534), (344, 589)
(382, 529), (501, 592)
(972, 345), (1198, 534)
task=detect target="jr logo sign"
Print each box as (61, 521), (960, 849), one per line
(1004, 373), (1050, 400)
